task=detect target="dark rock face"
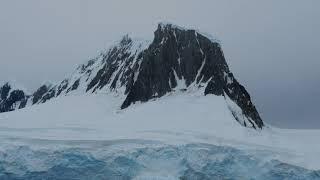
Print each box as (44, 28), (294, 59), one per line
(122, 24), (226, 107)
(40, 88), (56, 103)
(0, 23), (264, 129)
(32, 85), (50, 104)
(56, 79), (69, 96)
(0, 83), (11, 100)
(0, 83), (28, 112)
(86, 35), (142, 94)
(121, 24), (263, 128)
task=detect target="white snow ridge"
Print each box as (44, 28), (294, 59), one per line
(0, 23), (319, 179)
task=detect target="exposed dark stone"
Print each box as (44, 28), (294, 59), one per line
(67, 79), (80, 93)
(223, 78), (264, 128)
(122, 24), (212, 108)
(32, 85), (50, 104)
(0, 84), (27, 113)
(41, 88), (56, 103)
(121, 23), (263, 128)
(19, 98), (28, 109)
(86, 35), (143, 93)
(56, 80), (69, 96)
(205, 79), (223, 96)
(71, 79), (80, 90)
(86, 65), (106, 92)
(0, 83), (11, 100)
(0, 83), (29, 112)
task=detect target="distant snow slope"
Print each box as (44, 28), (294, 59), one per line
(0, 91), (319, 177)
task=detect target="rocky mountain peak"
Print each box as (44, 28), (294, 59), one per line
(0, 23), (264, 129)
(119, 34), (133, 46)
(120, 23), (263, 129)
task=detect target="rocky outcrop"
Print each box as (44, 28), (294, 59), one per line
(0, 83), (28, 112)
(122, 24), (227, 107)
(121, 24), (263, 128)
(0, 23), (264, 129)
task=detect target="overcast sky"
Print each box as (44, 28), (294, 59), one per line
(0, 0), (319, 128)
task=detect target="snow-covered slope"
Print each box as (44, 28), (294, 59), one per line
(0, 92), (319, 179)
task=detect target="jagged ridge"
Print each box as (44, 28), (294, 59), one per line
(0, 23), (264, 129)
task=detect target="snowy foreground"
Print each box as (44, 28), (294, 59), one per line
(0, 92), (319, 179)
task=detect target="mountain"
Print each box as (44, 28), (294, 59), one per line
(1, 23), (320, 179)
(0, 23), (263, 129)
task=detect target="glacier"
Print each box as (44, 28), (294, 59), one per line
(0, 139), (319, 180)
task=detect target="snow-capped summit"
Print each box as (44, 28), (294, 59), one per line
(0, 23), (263, 129)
